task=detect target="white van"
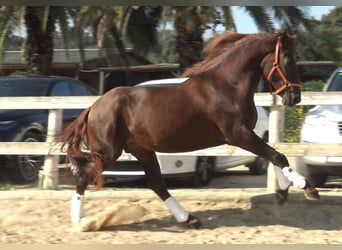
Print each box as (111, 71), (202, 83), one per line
(296, 67), (342, 186)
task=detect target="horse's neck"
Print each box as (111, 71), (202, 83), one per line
(190, 37), (275, 98)
(216, 54), (263, 93)
(220, 39), (272, 92)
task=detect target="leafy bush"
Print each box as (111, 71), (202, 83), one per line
(284, 80), (325, 142)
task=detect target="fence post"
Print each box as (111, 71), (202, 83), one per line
(39, 109), (62, 189)
(267, 95), (285, 192)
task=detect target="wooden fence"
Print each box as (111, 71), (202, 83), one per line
(1, 92), (342, 190)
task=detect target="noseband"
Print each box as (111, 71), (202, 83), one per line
(266, 36), (301, 95)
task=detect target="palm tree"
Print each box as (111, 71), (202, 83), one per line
(0, 5), (310, 76)
(71, 6), (162, 69)
(0, 6), (79, 75)
(173, 6), (310, 72)
(0, 6), (25, 67)
(241, 6), (309, 32)
(24, 6), (55, 75)
(173, 7), (205, 73)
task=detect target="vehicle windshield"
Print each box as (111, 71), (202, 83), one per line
(0, 81), (47, 97)
(327, 71), (342, 91)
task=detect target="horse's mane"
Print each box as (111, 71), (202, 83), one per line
(182, 32), (272, 77)
(203, 32), (249, 59)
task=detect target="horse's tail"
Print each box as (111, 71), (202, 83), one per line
(60, 107), (104, 188)
(60, 107), (91, 157)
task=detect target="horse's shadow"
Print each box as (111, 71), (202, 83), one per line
(104, 193), (342, 232)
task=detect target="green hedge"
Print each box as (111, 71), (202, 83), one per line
(284, 80), (325, 142)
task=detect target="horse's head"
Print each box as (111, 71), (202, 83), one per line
(262, 33), (301, 106)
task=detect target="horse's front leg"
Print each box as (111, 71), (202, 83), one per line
(221, 124), (319, 202)
(243, 129), (319, 201)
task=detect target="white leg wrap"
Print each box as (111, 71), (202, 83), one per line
(70, 163), (78, 175)
(71, 193), (85, 223)
(164, 196), (189, 223)
(282, 166), (306, 189)
(273, 165), (291, 190)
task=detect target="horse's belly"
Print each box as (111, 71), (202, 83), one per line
(140, 123), (225, 153)
(156, 136), (224, 153)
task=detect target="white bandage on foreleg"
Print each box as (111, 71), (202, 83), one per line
(273, 165), (291, 190)
(164, 196), (189, 223)
(282, 166), (306, 189)
(71, 192), (85, 223)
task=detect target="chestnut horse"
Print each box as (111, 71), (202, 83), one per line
(61, 32), (319, 229)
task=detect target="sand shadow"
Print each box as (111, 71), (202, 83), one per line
(193, 193), (342, 231)
(102, 192), (342, 232)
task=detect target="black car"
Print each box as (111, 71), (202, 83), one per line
(0, 76), (97, 183)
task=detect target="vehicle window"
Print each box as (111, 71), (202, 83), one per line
(327, 72), (342, 91)
(50, 81), (71, 96)
(0, 81), (46, 97)
(69, 81), (94, 96)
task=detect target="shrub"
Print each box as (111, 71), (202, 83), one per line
(284, 80), (325, 142)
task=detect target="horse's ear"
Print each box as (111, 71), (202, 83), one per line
(279, 32), (297, 44)
(289, 34), (297, 40)
(277, 32), (287, 44)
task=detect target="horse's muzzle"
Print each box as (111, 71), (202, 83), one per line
(283, 92), (301, 107)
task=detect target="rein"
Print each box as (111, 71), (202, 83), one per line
(266, 36), (301, 94)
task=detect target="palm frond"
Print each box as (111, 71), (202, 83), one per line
(0, 6), (13, 66)
(41, 6), (50, 32)
(221, 6), (236, 31)
(73, 7), (86, 65)
(97, 8), (116, 49)
(271, 6), (309, 32)
(15, 6), (26, 30)
(53, 7), (71, 60)
(20, 36), (28, 64)
(160, 6), (173, 30)
(243, 6), (274, 32)
(114, 6), (131, 35)
(0, 19), (11, 66)
(109, 23), (128, 67)
(126, 6), (162, 55)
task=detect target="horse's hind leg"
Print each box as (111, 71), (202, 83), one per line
(130, 149), (201, 229)
(70, 147), (123, 224)
(70, 157), (92, 223)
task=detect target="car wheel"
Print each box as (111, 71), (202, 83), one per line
(11, 132), (44, 184)
(295, 157), (328, 187)
(247, 156), (269, 175)
(190, 157), (214, 186)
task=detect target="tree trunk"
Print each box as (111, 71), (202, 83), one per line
(174, 7), (204, 73)
(24, 7), (55, 75)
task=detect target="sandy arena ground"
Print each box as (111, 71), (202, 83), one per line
(0, 171), (342, 244)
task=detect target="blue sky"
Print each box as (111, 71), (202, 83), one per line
(233, 6), (335, 33)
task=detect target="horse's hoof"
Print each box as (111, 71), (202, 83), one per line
(304, 188), (320, 201)
(185, 214), (201, 229)
(276, 189), (288, 205)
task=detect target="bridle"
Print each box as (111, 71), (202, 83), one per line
(266, 36), (301, 95)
